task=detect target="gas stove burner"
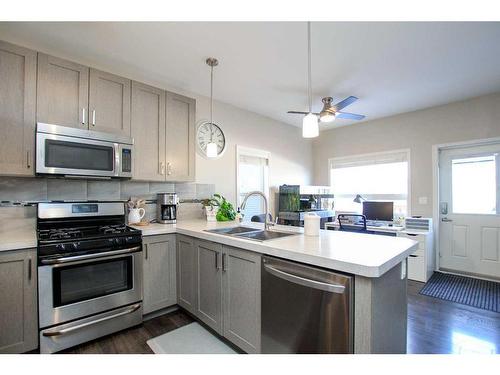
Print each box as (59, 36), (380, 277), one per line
(39, 228), (83, 241)
(100, 225), (128, 234)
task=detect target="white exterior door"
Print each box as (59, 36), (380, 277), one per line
(439, 143), (500, 279)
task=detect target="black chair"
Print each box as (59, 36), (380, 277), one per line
(337, 214), (368, 233)
(251, 213), (273, 223)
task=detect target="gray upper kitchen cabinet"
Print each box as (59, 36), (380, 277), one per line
(0, 41), (36, 176)
(131, 81), (166, 181)
(37, 53), (89, 128)
(0, 249), (38, 354)
(195, 239), (223, 334)
(222, 246), (262, 354)
(176, 235), (198, 315)
(165, 92), (196, 182)
(143, 235), (177, 315)
(88, 69), (131, 136)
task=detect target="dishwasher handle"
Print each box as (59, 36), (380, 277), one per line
(263, 263), (346, 294)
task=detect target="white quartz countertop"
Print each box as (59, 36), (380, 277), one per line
(132, 220), (418, 278)
(0, 218), (37, 252)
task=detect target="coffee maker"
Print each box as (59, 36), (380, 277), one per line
(156, 193), (179, 224)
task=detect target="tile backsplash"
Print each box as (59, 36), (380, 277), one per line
(0, 177), (215, 221)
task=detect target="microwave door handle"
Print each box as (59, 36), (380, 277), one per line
(115, 143), (120, 176)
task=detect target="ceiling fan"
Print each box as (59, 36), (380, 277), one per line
(288, 22), (366, 138)
(288, 95), (366, 123)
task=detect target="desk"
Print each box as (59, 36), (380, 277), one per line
(324, 221), (405, 236)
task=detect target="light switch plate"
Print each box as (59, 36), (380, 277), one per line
(418, 196), (428, 205)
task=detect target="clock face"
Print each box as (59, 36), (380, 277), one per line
(196, 122), (226, 157)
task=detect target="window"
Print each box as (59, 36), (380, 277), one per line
(329, 150), (410, 218)
(236, 146), (270, 222)
(452, 155), (497, 214)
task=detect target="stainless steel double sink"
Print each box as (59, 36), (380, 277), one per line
(204, 226), (297, 242)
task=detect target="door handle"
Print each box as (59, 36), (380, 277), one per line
(222, 253), (227, 272)
(42, 303), (141, 337)
(441, 218), (453, 222)
(263, 263), (346, 294)
(27, 258), (32, 281)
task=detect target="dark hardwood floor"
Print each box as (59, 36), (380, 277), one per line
(61, 279), (500, 354)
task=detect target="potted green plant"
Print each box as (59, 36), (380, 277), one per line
(201, 194), (236, 222)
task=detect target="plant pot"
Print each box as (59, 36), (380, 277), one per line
(205, 206), (219, 222)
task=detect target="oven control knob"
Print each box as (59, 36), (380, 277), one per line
(71, 242), (79, 250)
(57, 243), (65, 251)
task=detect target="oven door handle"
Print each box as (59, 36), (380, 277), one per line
(42, 303), (141, 337)
(40, 246), (142, 265)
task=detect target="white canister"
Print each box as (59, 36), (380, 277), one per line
(304, 212), (321, 236)
(128, 208), (145, 224)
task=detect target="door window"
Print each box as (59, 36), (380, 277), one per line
(451, 155), (497, 214)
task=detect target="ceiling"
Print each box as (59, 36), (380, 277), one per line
(1, 22), (500, 130)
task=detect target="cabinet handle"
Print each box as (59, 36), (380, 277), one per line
(222, 253), (227, 272)
(144, 245), (148, 260)
(92, 109), (96, 126)
(167, 162), (172, 176)
(28, 258), (32, 281)
(82, 108), (86, 125)
(26, 150), (31, 169)
(215, 252), (219, 270)
(159, 162), (165, 175)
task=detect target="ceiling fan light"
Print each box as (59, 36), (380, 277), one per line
(206, 142), (218, 158)
(302, 113), (319, 138)
(320, 111), (335, 123)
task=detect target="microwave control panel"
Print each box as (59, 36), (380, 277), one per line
(122, 148), (132, 173)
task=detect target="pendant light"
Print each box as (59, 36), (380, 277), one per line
(206, 57), (219, 158)
(302, 22), (319, 138)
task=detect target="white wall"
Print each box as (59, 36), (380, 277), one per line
(312, 93), (500, 217)
(0, 38), (313, 209)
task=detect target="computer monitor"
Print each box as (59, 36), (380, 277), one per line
(362, 201), (394, 222)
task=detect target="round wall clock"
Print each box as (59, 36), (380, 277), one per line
(196, 121), (226, 158)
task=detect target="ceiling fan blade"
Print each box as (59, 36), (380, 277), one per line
(287, 111), (320, 115)
(332, 96), (358, 112)
(287, 111), (309, 115)
(335, 112), (365, 121)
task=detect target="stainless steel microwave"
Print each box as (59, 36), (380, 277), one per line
(36, 123), (133, 178)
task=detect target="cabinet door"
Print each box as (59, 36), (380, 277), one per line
(222, 246), (261, 353)
(37, 53), (89, 128)
(143, 235), (177, 314)
(131, 81), (166, 181)
(0, 249), (38, 353)
(165, 92), (196, 182)
(176, 235), (197, 314)
(89, 69), (131, 136)
(195, 239), (223, 334)
(0, 41), (36, 176)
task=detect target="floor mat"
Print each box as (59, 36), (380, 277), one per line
(420, 272), (500, 313)
(146, 322), (238, 354)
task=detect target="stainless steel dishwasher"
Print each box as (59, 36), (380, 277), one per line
(261, 256), (353, 353)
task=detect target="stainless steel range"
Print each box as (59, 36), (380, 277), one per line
(37, 201), (143, 354)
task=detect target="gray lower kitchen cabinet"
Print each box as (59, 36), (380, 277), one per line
(0, 249), (38, 353)
(37, 53), (89, 128)
(143, 235), (177, 315)
(131, 81), (166, 181)
(165, 92), (196, 182)
(0, 41), (36, 176)
(195, 239), (223, 334)
(89, 68), (131, 136)
(176, 235), (198, 314)
(222, 246), (261, 354)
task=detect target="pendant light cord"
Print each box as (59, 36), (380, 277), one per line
(307, 21), (312, 113)
(210, 64), (214, 142)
